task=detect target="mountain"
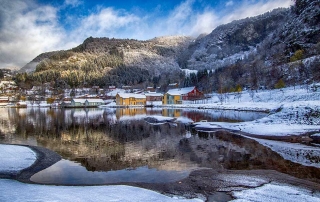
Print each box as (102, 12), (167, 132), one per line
(18, 0), (320, 91)
(19, 36), (193, 88)
(180, 0), (320, 91)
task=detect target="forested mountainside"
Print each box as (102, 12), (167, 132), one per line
(18, 36), (192, 89)
(180, 0), (320, 92)
(17, 0), (320, 93)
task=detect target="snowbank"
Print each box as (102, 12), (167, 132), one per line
(0, 144), (37, 175)
(190, 88), (319, 137)
(0, 144), (201, 201)
(231, 183), (320, 202)
(0, 179), (202, 202)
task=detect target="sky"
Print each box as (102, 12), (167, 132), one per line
(0, 0), (294, 69)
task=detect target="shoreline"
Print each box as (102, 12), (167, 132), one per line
(2, 143), (320, 200)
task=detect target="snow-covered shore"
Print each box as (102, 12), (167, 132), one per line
(187, 86), (319, 137)
(1, 144), (320, 202)
(0, 144), (201, 202)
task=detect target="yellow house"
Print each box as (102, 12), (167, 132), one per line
(163, 86), (203, 104)
(162, 93), (181, 104)
(116, 93), (146, 106)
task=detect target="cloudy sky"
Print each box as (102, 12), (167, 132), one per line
(0, 0), (293, 69)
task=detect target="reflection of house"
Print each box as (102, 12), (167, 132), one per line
(116, 93), (146, 106)
(116, 108), (147, 119)
(163, 86), (204, 104)
(145, 93), (163, 105)
(162, 109), (181, 117)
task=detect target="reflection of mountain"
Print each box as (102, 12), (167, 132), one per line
(74, 122), (199, 172)
(1, 108), (320, 182)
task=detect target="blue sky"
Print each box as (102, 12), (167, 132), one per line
(0, 0), (293, 68)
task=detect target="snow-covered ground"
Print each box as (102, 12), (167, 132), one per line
(188, 86), (319, 137)
(231, 182), (320, 202)
(0, 144), (201, 202)
(218, 174), (320, 202)
(1, 144), (320, 202)
(0, 144), (37, 175)
(0, 179), (202, 202)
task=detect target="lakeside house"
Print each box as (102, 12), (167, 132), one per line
(145, 92), (163, 106)
(0, 97), (9, 106)
(162, 86), (204, 104)
(63, 98), (104, 108)
(116, 93), (146, 106)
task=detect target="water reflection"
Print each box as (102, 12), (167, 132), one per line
(31, 160), (191, 184)
(3, 107), (320, 185)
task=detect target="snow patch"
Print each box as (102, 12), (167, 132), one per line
(0, 144), (37, 174)
(231, 183), (320, 202)
(0, 179), (202, 202)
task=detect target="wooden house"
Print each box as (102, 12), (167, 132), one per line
(67, 98), (104, 108)
(116, 93), (146, 106)
(85, 99), (104, 107)
(0, 97), (9, 106)
(162, 86), (204, 104)
(71, 99), (86, 107)
(145, 93), (163, 105)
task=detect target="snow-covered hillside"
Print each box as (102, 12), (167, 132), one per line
(169, 85), (320, 137)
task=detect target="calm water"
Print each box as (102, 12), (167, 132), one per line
(1, 107), (319, 185)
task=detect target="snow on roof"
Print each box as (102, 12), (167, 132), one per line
(145, 93), (163, 96)
(86, 99), (104, 103)
(167, 87), (195, 96)
(72, 99), (87, 103)
(117, 93), (146, 99)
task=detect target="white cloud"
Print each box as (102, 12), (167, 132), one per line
(226, 1), (234, 7)
(220, 0), (293, 24)
(0, 0), (294, 69)
(0, 0), (73, 68)
(71, 7), (141, 41)
(64, 0), (82, 7)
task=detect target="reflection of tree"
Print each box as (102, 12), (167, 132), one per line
(2, 108), (320, 183)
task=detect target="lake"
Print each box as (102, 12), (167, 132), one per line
(1, 107), (319, 185)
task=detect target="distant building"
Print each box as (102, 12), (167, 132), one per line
(108, 86), (116, 91)
(64, 98), (104, 108)
(85, 99), (104, 107)
(0, 96), (9, 106)
(162, 86), (204, 104)
(168, 83), (179, 89)
(146, 86), (155, 92)
(145, 92), (163, 105)
(116, 93), (146, 106)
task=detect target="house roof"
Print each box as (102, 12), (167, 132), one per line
(72, 98), (104, 103)
(86, 99), (104, 103)
(144, 93), (163, 97)
(166, 87), (195, 96)
(117, 93), (146, 99)
(72, 99), (87, 103)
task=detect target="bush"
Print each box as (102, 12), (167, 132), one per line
(275, 79), (285, 89)
(290, 50), (304, 62)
